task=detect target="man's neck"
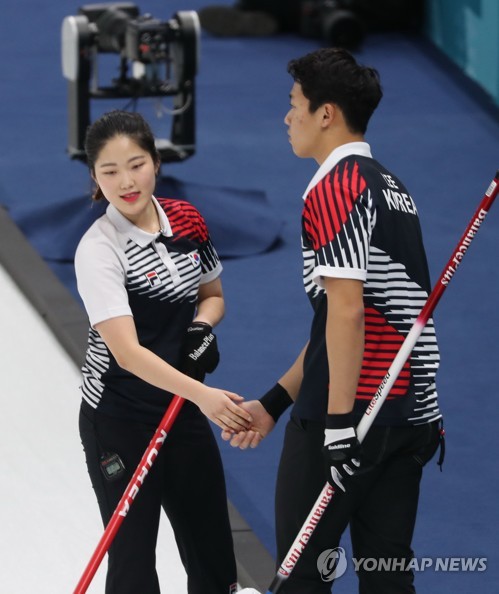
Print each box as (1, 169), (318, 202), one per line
(316, 132), (365, 165)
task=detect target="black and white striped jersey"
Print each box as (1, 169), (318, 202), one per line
(294, 143), (441, 426)
(75, 196), (222, 424)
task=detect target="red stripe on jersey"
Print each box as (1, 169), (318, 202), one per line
(332, 168), (347, 223)
(304, 160), (366, 250)
(158, 198), (209, 242)
(316, 182), (334, 246)
(357, 307), (410, 401)
(311, 186), (328, 248)
(303, 191), (315, 244)
(342, 165), (353, 213)
(351, 161), (366, 204)
(324, 171), (341, 234)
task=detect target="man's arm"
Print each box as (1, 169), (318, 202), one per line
(323, 277), (364, 413)
(322, 276), (364, 491)
(222, 343), (308, 448)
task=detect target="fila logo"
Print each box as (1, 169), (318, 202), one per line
(187, 251), (200, 267)
(145, 270), (161, 287)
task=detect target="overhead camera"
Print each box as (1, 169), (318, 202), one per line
(61, 3), (200, 163)
(300, 0), (365, 50)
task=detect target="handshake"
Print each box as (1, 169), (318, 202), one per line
(221, 384), (362, 493)
(220, 383), (292, 448)
(181, 325), (361, 490)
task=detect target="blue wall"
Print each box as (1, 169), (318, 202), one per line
(425, 0), (499, 107)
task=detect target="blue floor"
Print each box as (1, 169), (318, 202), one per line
(2, 1), (499, 591)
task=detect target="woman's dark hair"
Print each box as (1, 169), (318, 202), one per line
(287, 48), (383, 135)
(84, 110), (161, 201)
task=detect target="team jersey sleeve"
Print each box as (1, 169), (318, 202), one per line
(183, 202), (223, 285)
(199, 235), (223, 285)
(303, 160), (374, 286)
(74, 227), (132, 327)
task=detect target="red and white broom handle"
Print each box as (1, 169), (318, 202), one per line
(269, 171), (499, 593)
(73, 394), (185, 594)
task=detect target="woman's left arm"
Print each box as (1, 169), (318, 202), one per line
(193, 277), (225, 328)
(179, 277), (225, 381)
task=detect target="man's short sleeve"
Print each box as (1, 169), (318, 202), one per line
(303, 160), (374, 286)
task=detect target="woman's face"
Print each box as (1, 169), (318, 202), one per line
(92, 134), (158, 223)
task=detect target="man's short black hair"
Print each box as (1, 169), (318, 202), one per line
(287, 48), (383, 134)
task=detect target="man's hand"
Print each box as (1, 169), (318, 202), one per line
(180, 322), (219, 382)
(323, 413), (361, 492)
(221, 400), (275, 449)
(196, 388), (253, 433)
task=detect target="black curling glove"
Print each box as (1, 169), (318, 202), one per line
(180, 322), (220, 382)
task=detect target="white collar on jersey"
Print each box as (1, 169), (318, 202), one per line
(302, 141), (373, 201)
(106, 196), (173, 247)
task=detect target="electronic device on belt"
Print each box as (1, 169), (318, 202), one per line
(100, 452), (126, 481)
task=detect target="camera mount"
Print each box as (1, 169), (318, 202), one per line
(61, 3), (200, 163)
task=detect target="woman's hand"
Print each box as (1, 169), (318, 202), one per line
(221, 400), (276, 449)
(196, 388), (253, 432)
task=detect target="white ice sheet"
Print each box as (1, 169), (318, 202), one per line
(0, 264), (187, 593)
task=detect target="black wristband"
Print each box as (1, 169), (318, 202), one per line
(325, 412), (354, 430)
(259, 383), (293, 422)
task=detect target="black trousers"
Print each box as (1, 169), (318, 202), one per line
(275, 417), (441, 594)
(79, 402), (237, 594)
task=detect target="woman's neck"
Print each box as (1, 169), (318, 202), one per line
(132, 200), (161, 234)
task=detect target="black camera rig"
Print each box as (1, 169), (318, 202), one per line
(61, 3), (199, 163)
(300, 0), (364, 49)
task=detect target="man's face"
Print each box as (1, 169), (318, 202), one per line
(284, 82), (324, 162)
